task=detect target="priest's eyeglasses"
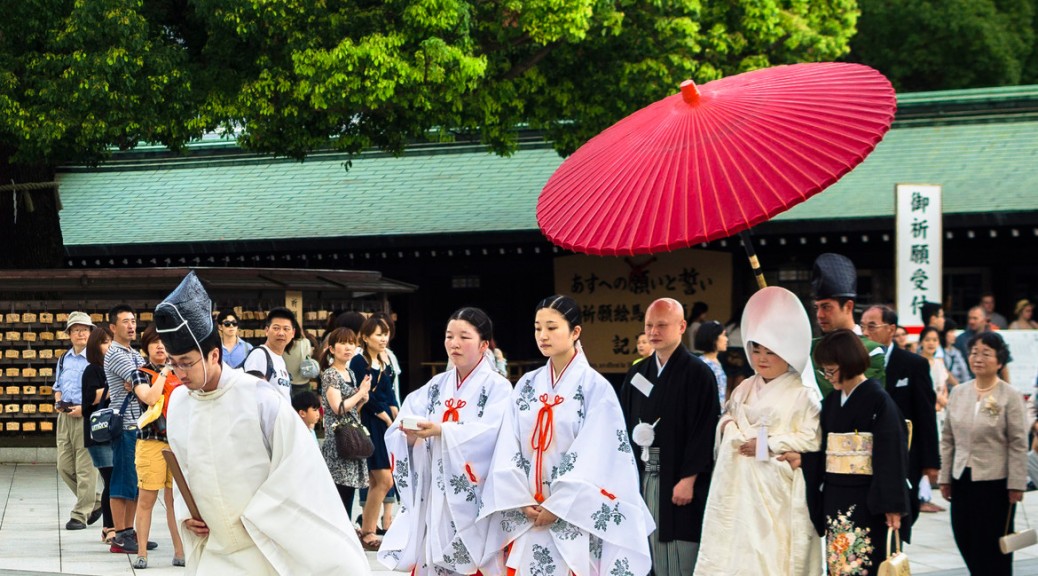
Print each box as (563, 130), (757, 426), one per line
(166, 357), (203, 372)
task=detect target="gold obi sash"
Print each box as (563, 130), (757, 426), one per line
(826, 432), (873, 475)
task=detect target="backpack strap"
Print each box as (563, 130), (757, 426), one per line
(239, 346), (276, 382)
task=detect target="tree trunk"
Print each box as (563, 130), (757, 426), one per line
(0, 155), (66, 269)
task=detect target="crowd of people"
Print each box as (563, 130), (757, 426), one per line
(47, 256), (1036, 575)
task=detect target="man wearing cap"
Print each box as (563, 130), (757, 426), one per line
(155, 272), (369, 575)
(54, 311), (102, 530)
(810, 253), (885, 398)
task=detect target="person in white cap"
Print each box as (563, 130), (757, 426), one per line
(54, 311), (103, 530)
(694, 287), (823, 576)
(155, 272), (370, 575)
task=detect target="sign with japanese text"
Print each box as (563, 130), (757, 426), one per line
(895, 184), (942, 328)
(553, 249), (732, 374)
(285, 290), (303, 326)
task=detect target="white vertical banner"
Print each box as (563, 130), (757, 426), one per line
(896, 184), (943, 330)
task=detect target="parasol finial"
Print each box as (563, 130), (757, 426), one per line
(680, 80), (701, 105)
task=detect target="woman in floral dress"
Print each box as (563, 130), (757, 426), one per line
(318, 327), (371, 521)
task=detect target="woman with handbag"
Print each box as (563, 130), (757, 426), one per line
(81, 325), (115, 544)
(939, 331), (1028, 575)
(318, 328), (372, 525)
(377, 307), (513, 576)
(812, 330), (910, 576)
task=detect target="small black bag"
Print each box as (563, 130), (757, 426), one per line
(334, 411), (374, 460)
(90, 393), (133, 443)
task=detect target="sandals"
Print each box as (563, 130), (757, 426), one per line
(101, 528), (117, 544)
(360, 531), (382, 551)
(133, 556), (148, 569)
(173, 557), (186, 567)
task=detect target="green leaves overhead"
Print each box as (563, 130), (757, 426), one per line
(1, 0), (860, 168)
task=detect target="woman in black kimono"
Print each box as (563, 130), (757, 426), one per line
(812, 330), (910, 576)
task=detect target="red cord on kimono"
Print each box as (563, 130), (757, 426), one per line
(531, 394), (565, 503)
(442, 398), (466, 422)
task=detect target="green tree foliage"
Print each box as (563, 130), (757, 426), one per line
(848, 0), (1036, 92)
(0, 0), (859, 265)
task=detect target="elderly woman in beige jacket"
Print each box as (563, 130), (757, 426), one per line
(939, 331), (1028, 576)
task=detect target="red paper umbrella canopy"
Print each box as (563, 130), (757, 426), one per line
(537, 62), (897, 256)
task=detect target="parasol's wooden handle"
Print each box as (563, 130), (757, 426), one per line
(162, 449), (202, 521)
(740, 230), (768, 289)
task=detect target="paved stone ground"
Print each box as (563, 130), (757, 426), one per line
(2, 462), (1038, 575)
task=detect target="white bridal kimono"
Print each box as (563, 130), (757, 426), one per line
(694, 372), (823, 576)
(378, 357), (513, 575)
(479, 352), (654, 576)
(693, 285), (824, 576)
(166, 365), (369, 576)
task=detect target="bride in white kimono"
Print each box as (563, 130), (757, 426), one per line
(378, 308), (513, 576)
(694, 287), (823, 576)
(480, 295), (654, 576)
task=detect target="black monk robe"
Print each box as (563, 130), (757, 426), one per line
(619, 345), (720, 542)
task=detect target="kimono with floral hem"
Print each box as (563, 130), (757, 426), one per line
(378, 357), (512, 576)
(479, 352), (654, 576)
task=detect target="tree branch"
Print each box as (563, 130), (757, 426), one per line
(502, 42), (559, 80)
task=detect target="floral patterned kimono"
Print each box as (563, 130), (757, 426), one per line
(378, 356), (512, 576)
(479, 351), (654, 576)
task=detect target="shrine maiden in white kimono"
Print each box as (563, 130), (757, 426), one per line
(694, 287), (824, 576)
(378, 352), (512, 575)
(166, 365), (370, 576)
(479, 349), (654, 576)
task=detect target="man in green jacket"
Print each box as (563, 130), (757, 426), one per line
(809, 253), (885, 398)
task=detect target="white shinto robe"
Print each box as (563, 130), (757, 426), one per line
(479, 352), (654, 576)
(165, 365), (370, 576)
(694, 371), (823, 576)
(378, 356), (512, 575)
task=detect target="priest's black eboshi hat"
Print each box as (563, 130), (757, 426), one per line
(811, 253), (858, 300)
(154, 271), (214, 355)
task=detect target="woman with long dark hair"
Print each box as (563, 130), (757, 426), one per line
(378, 307), (512, 575)
(81, 325), (115, 544)
(480, 295), (653, 576)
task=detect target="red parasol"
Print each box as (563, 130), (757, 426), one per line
(537, 62), (896, 284)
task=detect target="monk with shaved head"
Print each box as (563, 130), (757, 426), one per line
(620, 298), (720, 575)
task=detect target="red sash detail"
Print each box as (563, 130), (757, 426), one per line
(442, 398), (467, 422)
(600, 488), (616, 500)
(531, 393), (565, 503)
(465, 463), (478, 483)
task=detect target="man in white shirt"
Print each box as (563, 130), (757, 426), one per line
(241, 307), (295, 398)
(155, 272), (369, 575)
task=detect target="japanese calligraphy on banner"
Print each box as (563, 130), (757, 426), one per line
(554, 249), (732, 374)
(896, 184), (942, 327)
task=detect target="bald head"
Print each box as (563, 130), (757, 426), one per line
(647, 298), (685, 322)
(644, 298), (687, 361)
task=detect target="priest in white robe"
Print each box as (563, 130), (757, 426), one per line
(378, 307), (513, 575)
(694, 286), (823, 576)
(479, 295), (655, 576)
(154, 272), (370, 576)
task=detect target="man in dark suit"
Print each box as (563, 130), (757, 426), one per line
(861, 305), (941, 528)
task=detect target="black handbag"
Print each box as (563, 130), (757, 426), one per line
(89, 393), (133, 443)
(334, 409), (374, 460)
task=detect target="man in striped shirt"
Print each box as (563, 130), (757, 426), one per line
(103, 305), (151, 554)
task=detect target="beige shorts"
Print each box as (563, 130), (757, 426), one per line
(135, 439), (173, 490)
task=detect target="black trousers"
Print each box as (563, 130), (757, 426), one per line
(336, 484), (356, 521)
(98, 466), (114, 529)
(951, 468), (1014, 576)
